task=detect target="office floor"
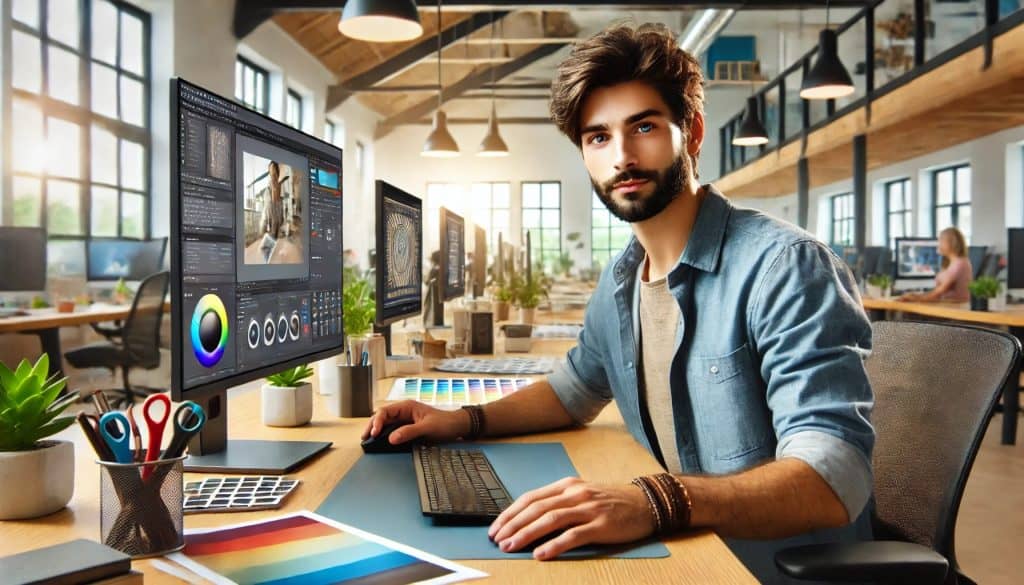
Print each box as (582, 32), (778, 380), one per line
(62, 353), (1024, 584)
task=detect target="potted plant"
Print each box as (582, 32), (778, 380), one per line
(865, 273), (893, 298)
(0, 354), (78, 519)
(318, 267), (377, 395)
(968, 276), (1001, 312)
(489, 265), (516, 322)
(516, 266), (550, 325)
(112, 278), (132, 305)
(262, 364), (314, 427)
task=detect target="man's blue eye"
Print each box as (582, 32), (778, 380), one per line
(638, 123), (653, 133)
(591, 134), (607, 144)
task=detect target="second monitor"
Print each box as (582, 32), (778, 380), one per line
(375, 181), (423, 353)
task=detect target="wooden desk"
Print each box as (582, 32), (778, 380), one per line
(0, 379), (756, 584)
(862, 297), (1023, 445)
(0, 302), (170, 377)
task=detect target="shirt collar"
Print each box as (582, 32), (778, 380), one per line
(612, 184), (731, 285)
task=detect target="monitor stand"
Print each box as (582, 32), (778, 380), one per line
(183, 390), (331, 474)
(374, 322), (393, 355)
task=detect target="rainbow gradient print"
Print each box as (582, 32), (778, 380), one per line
(191, 293), (228, 367)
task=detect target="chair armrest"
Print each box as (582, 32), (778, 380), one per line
(774, 541), (949, 584)
(90, 321), (124, 340)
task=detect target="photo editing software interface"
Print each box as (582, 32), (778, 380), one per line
(378, 182), (422, 324)
(175, 81), (343, 391)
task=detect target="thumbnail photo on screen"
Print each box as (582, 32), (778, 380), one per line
(242, 153), (305, 265)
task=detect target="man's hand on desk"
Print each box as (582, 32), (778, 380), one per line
(487, 477), (654, 560)
(361, 400), (469, 444)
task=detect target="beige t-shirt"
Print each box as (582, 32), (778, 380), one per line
(638, 270), (682, 474)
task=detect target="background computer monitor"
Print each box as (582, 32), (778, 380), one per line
(472, 225), (487, 298)
(439, 207), (465, 302)
(170, 78), (342, 473)
(967, 245), (990, 279)
(0, 227), (46, 292)
(87, 238), (168, 281)
(1008, 229), (1024, 289)
(895, 238), (942, 279)
(374, 180), (423, 329)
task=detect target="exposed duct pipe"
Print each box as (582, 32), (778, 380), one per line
(679, 8), (736, 56)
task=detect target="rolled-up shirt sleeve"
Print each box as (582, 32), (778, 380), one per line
(548, 302), (614, 425)
(750, 240), (875, 522)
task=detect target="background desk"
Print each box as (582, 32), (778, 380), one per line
(862, 297), (1023, 445)
(0, 373), (755, 583)
(0, 302), (170, 377)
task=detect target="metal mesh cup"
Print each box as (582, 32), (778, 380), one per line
(97, 454), (186, 557)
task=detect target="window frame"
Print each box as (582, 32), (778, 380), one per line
(234, 55), (269, 115)
(829, 192), (855, 247)
(931, 163), (971, 237)
(521, 180), (562, 270)
(590, 191), (631, 269)
(469, 181), (511, 251)
(286, 87), (303, 130)
(884, 178), (913, 249)
(3, 0), (153, 249)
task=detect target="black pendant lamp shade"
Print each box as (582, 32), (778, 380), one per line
(733, 96), (769, 146)
(338, 0), (423, 43)
(800, 29), (855, 100)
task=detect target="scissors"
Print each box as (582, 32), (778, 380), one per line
(162, 401), (206, 461)
(98, 410), (136, 464)
(140, 394), (172, 480)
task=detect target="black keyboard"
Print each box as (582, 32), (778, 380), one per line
(413, 445), (513, 524)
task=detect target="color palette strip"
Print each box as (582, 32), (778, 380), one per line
(388, 377), (532, 409)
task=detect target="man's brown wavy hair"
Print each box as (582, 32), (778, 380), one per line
(550, 23), (706, 161)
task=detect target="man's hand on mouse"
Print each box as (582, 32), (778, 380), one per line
(487, 476), (655, 560)
(361, 400), (470, 444)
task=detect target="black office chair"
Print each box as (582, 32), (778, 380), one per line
(66, 271), (169, 407)
(775, 320), (1020, 585)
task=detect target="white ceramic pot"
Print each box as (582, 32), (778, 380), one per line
(261, 382), (313, 427)
(519, 307), (536, 324)
(0, 440), (74, 519)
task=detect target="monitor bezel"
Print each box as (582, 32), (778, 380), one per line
(0, 226), (47, 292)
(439, 206), (466, 302)
(169, 77), (344, 404)
(374, 180), (423, 327)
(893, 237), (942, 280)
(85, 237), (168, 282)
(1007, 228), (1024, 289)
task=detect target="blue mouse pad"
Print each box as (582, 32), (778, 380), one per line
(316, 442), (669, 560)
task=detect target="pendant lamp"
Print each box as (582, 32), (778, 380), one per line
(732, 96), (769, 146)
(338, 0), (423, 43)
(478, 14), (509, 157)
(800, 0), (855, 100)
(422, 0), (460, 157)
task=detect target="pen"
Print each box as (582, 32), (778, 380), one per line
(77, 412), (115, 462)
(347, 339), (353, 366)
(361, 350), (369, 366)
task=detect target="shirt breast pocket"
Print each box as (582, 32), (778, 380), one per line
(691, 343), (774, 467)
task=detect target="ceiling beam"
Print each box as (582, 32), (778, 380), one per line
(376, 42), (568, 138)
(408, 116), (553, 124)
(325, 11), (509, 110)
(454, 93), (550, 99)
(235, 0), (868, 38)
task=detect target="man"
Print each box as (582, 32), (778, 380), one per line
(363, 23), (873, 583)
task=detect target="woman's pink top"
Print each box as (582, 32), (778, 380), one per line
(935, 256), (973, 301)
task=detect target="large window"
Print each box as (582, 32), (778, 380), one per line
(830, 192), (855, 247)
(884, 178), (913, 249)
(234, 56), (268, 114)
(4, 0), (151, 271)
(286, 88), (303, 130)
(521, 181), (561, 271)
(470, 182), (510, 251)
(932, 163), (971, 239)
(591, 192), (631, 269)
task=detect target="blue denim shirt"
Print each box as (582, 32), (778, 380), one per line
(549, 186), (875, 583)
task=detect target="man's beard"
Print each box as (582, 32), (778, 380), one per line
(592, 155), (687, 223)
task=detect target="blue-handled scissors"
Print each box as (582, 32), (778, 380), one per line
(98, 411), (135, 464)
(162, 401), (206, 460)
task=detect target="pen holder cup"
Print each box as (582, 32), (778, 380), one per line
(328, 364), (374, 418)
(98, 455), (186, 558)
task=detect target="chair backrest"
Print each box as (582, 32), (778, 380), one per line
(121, 271), (169, 368)
(867, 321), (1019, 566)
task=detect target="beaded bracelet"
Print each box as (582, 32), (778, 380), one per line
(460, 404), (486, 440)
(632, 473), (692, 534)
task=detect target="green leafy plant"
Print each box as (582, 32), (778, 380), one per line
(114, 278), (131, 297)
(556, 251), (575, 277)
(30, 296), (49, 309)
(516, 266), (551, 310)
(343, 266), (376, 336)
(866, 273), (892, 289)
(0, 355), (78, 451)
(489, 263), (518, 303)
(968, 276), (1000, 299)
(265, 364), (314, 388)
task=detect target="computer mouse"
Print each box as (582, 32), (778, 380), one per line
(361, 422), (415, 454)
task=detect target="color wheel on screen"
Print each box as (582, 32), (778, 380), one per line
(191, 293), (229, 367)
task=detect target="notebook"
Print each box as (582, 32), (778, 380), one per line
(0, 538), (131, 585)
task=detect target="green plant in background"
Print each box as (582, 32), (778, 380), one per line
(30, 296), (49, 309)
(866, 273), (893, 290)
(516, 267), (550, 309)
(0, 355), (78, 451)
(968, 276), (1000, 299)
(556, 251), (574, 277)
(490, 262), (518, 303)
(114, 278), (131, 298)
(265, 364), (314, 388)
(343, 266), (376, 336)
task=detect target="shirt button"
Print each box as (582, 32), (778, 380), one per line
(626, 361), (633, 369)
(710, 365), (719, 374)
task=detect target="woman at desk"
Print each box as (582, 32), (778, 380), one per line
(899, 227), (972, 302)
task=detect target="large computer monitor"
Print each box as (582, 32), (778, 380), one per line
(895, 237), (942, 279)
(439, 207), (465, 302)
(374, 180), (422, 335)
(0, 227), (46, 292)
(967, 245), (990, 279)
(87, 238), (168, 281)
(170, 79), (342, 473)
(472, 225), (486, 298)
(1008, 229), (1024, 289)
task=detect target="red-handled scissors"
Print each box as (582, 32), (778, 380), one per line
(140, 393), (171, 480)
